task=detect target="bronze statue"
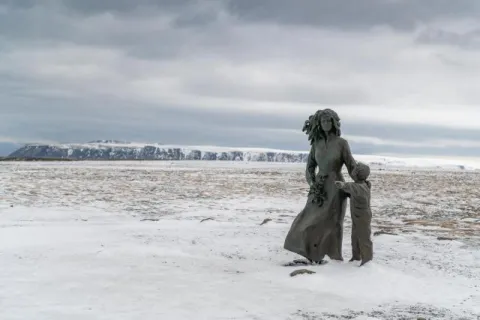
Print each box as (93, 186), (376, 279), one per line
(284, 109), (357, 264)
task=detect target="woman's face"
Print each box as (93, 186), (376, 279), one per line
(320, 116), (332, 132)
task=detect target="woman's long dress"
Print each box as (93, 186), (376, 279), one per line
(284, 136), (356, 262)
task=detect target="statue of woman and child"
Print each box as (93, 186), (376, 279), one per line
(283, 109), (373, 267)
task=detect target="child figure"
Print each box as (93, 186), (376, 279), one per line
(335, 162), (373, 266)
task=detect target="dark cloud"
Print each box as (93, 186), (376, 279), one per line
(170, 10), (219, 28)
(4, 0), (477, 29)
(0, 0), (193, 13)
(0, 0), (221, 57)
(0, 0), (36, 10)
(1, 0), (480, 157)
(226, 0), (480, 30)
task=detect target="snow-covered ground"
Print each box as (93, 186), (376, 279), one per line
(1, 161), (479, 319)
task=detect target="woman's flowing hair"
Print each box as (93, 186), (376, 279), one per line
(302, 109), (341, 144)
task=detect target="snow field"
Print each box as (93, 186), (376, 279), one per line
(0, 161), (479, 319)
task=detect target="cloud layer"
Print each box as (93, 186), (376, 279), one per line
(1, 0), (480, 156)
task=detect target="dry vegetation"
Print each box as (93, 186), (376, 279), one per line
(370, 170), (480, 240)
(2, 162), (479, 242)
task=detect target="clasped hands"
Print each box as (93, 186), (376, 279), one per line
(334, 181), (345, 189)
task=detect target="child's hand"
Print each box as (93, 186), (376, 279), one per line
(334, 181), (345, 189)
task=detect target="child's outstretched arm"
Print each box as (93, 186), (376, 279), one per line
(334, 181), (364, 198)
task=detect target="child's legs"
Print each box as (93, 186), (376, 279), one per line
(356, 212), (373, 261)
(350, 212), (361, 260)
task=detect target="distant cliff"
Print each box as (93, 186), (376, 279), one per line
(8, 141), (309, 162)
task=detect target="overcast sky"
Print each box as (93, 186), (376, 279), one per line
(2, 0), (480, 156)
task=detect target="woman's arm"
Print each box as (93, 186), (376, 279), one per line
(342, 139), (356, 178)
(306, 145), (317, 187)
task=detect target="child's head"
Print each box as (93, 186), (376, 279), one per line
(353, 162), (370, 182)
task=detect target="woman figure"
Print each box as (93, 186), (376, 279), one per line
(284, 109), (357, 264)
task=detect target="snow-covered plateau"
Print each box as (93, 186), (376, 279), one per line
(8, 142), (309, 162)
(8, 141), (480, 171)
(0, 160), (479, 319)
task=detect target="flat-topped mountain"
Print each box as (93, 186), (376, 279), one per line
(8, 141), (309, 162)
(8, 141), (479, 170)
